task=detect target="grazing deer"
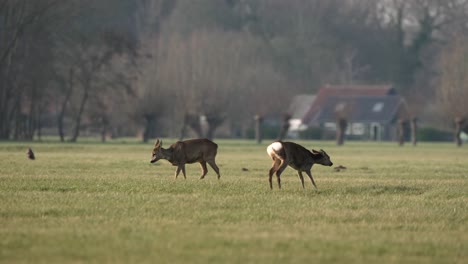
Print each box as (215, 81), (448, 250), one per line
(266, 141), (333, 189)
(150, 138), (221, 179)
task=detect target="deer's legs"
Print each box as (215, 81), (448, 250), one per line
(297, 171), (305, 188)
(207, 160), (221, 179)
(175, 164), (186, 179)
(305, 170), (317, 189)
(175, 166), (182, 179)
(181, 165), (187, 179)
(199, 161), (208, 179)
(275, 159), (288, 189)
(269, 159), (281, 189)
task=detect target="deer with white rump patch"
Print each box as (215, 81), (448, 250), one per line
(267, 141), (333, 189)
(150, 138), (221, 179)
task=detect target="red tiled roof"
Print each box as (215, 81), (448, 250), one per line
(302, 84), (396, 125)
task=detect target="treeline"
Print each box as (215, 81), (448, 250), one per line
(1, 0), (468, 142)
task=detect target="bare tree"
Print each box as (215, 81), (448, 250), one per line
(335, 49), (370, 85)
(53, 67), (75, 142)
(436, 35), (468, 146)
(376, 0), (468, 89)
(68, 40), (110, 142)
(133, 0), (176, 142)
(179, 113), (203, 140)
(160, 30), (248, 139)
(0, 0), (60, 140)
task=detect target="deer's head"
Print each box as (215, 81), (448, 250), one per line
(312, 149), (333, 166)
(150, 139), (163, 163)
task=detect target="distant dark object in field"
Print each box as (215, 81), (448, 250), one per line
(334, 165), (347, 172)
(27, 148), (35, 160)
(242, 167), (249, 172)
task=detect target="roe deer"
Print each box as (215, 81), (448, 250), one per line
(150, 138), (221, 179)
(266, 141), (333, 189)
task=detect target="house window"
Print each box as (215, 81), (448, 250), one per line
(324, 122), (336, 130)
(372, 102), (384, 112)
(335, 102), (346, 112)
(352, 123), (365, 135)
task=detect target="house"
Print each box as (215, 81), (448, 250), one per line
(288, 84), (409, 140)
(302, 84), (396, 126)
(315, 95), (409, 140)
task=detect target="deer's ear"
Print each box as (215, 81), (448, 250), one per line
(154, 139), (161, 148)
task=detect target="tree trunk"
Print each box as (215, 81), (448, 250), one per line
(57, 68), (74, 142)
(143, 113), (156, 143)
(277, 114), (291, 141)
(70, 87), (89, 142)
(0, 54), (17, 140)
(25, 85), (38, 141)
(336, 118), (347, 146)
(184, 113), (203, 138)
(0, 25), (13, 138)
(410, 117), (417, 146)
(179, 114), (187, 141)
(454, 117), (464, 147)
(254, 114), (263, 144)
(205, 114), (224, 140)
(101, 128), (106, 143)
(57, 110), (66, 142)
(12, 97), (22, 140)
(37, 113), (42, 141)
(100, 117), (108, 143)
(397, 119), (405, 146)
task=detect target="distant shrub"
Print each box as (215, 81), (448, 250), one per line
(417, 127), (452, 142)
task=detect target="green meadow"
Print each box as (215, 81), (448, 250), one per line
(0, 139), (467, 263)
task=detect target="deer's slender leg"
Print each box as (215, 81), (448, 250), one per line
(269, 159), (281, 189)
(275, 159), (288, 189)
(297, 171), (305, 188)
(269, 169), (274, 190)
(305, 170), (317, 189)
(181, 165), (187, 179)
(207, 160), (221, 179)
(175, 166), (182, 179)
(199, 161), (208, 179)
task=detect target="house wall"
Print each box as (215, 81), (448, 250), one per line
(321, 122), (396, 141)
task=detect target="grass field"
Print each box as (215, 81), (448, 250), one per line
(0, 139), (467, 263)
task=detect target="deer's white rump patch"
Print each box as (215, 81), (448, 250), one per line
(267, 142), (283, 157)
(270, 142), (282, 151)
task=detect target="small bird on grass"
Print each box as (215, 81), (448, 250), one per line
(27, 148), (35, 160)
(334, 165), (346, 172)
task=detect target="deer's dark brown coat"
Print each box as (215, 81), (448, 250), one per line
(151, 138), (220, 179)
(267, 141), (333, 189)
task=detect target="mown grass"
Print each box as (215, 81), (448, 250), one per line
(0, 139), (467, 263)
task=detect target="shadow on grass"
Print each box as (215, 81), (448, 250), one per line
(318, 184), (426, 196)
(39, 186), (77, 193)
